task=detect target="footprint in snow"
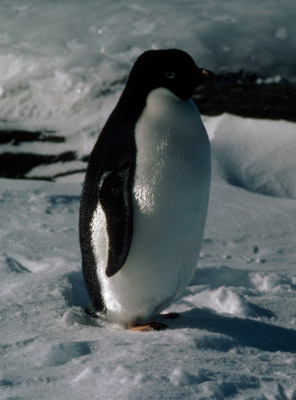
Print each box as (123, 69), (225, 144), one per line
(4, 255), (31, 274)
(43, 342), (91, 367)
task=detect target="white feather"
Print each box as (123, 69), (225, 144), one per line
(91, 88), (211, 324)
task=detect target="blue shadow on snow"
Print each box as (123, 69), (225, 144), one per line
(169, 307), (296, 353)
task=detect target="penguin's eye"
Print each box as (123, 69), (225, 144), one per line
(165, 71), (175, 79)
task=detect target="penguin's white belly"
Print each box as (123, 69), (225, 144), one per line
(92, 88), (211, 323)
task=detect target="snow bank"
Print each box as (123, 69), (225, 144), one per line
(204, 114), (296, 199)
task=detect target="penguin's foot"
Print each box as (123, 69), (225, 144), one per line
(161, 312), (180, 320)
(128, 321), (168, 332)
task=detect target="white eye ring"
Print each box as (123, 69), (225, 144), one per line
(165, 71), (175, 79)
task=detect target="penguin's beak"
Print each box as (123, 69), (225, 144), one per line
(193, 66), (216, 87)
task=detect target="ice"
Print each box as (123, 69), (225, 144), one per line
(25, 160), (87, 180)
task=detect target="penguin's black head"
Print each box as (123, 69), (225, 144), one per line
(127, 49), (215, 101)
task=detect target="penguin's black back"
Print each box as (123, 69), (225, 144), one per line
(79, 77), (146, 311)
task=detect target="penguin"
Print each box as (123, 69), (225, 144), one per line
(79, 49), (214, 331)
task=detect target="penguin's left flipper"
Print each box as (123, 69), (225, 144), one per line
(99, 164), (134, 278)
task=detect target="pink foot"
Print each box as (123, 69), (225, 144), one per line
(128, 322), (168, 332)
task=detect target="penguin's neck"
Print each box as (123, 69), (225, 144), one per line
(134, 87), (209, 170)
(136, 87), (205, 142)
(143, 87), (193, 117)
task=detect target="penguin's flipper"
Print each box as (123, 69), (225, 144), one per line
(99, 164), (133, 278)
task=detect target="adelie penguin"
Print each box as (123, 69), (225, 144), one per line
(79, 48), (214, 331)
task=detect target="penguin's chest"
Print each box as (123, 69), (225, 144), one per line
(130, 87), (210, 260)
(133, 88), (210, 221)
(133, 121), (188, 218)
(100, 89), (211, 322)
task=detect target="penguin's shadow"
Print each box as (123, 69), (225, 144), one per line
(167, 307), (296, 354)
(63, 270), (90, 309)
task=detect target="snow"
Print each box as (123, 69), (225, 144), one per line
(1, 0), (296, 398)
(207, 115), (296, 199)
(1, 116), (296, 398)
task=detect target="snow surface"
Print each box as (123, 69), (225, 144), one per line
(1, 0), (296, 398)
(1, 115), (296, 399)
